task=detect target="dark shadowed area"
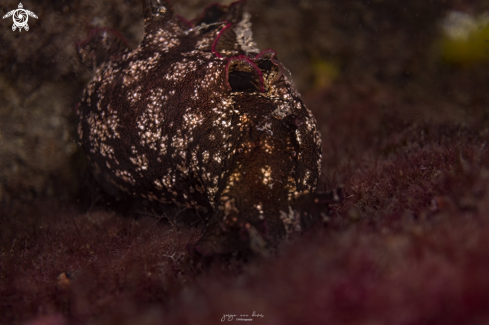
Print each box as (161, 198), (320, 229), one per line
(2, 0), (489, 324)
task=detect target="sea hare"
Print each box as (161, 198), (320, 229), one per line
(76, 0), (341, 255)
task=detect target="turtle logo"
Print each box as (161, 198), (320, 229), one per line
(3, 3), (38, 32)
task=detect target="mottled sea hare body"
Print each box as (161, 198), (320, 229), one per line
(77, 0), (340, 255)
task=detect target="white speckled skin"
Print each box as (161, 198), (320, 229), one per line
(77, 0), (326, 255)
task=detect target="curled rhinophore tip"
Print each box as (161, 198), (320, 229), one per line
(255, 49), (285, 84)
(225, 0), (247, 24)
(255, 49), (273, 60)
(225, 55), (264, 92)
(212, 23), (235, 58)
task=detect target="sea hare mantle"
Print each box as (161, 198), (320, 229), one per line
(76, 0), (341, 255)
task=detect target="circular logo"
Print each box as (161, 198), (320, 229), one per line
(13, 10), (28, 29)
(2, 3), (38, 32)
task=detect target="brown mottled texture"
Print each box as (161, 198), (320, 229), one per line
(76, 0), (328, 254)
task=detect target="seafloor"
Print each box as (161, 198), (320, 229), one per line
(2, 0), (489, 324)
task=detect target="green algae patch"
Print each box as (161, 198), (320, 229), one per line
(439, 12), (489, 65)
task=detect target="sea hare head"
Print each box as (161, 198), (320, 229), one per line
(76, 0), (337, 255)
